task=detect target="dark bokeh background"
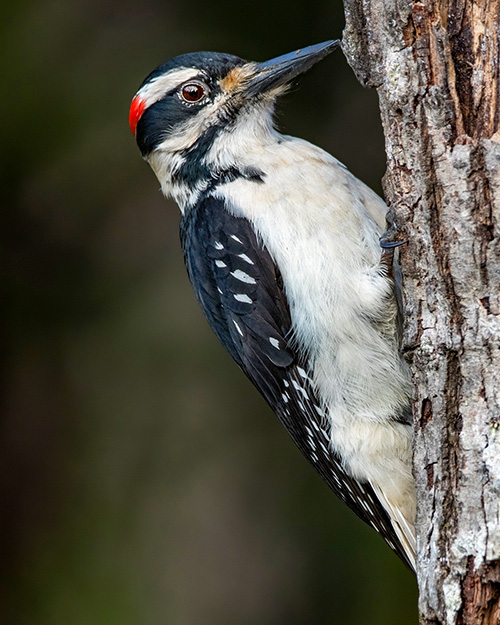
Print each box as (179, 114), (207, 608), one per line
(1, 1), (417, 623)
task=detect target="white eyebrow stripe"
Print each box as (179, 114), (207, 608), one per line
(136, 68), (201, 109)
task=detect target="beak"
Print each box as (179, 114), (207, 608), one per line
(244, 40), (340, 97)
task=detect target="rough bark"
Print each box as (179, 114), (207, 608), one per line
(342, 1), (500, 623)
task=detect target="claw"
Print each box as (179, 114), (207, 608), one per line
(379, 210), (408, 282)
(380, 238), (408, 249)
(380, 209), (407, 250)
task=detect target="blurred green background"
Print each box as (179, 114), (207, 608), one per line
(1, 0), (417, 623)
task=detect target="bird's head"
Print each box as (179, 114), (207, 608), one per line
(129, 40), (339, 207)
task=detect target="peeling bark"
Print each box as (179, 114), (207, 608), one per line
(342, 1), (500, 623)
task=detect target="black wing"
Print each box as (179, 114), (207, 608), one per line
(180, 195), (413, 569)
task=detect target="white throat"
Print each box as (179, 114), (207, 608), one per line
(147, 105), (278, 212)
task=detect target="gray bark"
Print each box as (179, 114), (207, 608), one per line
(342, 1), (500, 623)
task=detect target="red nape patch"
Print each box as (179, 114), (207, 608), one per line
(129, 96), (146, 135)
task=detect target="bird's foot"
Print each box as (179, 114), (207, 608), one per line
(380, 209), (408, 272)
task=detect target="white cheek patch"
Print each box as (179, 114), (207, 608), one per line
(136, 68), (201, 109)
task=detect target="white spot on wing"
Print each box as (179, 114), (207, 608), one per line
(231, 235), (243, 244)
(297, 367), (311, 381)
(215, 260), (227, 268)
(360, 500), (372, 512)
(269, 337), (280, 349)
(234, 293), (252, 304)
(231, 269), (256, 284)
(292, 380), (308, 399)
(238, 253), (254, 265)
(214, 241), (224, 250)
(233, 320), (244, 336)
(314, 405), (325, 417)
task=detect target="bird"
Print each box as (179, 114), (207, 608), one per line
(129, 40), (416, 570)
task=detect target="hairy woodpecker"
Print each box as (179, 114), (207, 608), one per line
(130, 40), (415, 570)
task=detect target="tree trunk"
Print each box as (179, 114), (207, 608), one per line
(342, 1), (500, 623)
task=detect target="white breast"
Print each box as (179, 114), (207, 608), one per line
(215, 136), (405, 414)
(214, 136), (415, 551)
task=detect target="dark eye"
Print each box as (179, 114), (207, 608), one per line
(180, 82), (207, 103)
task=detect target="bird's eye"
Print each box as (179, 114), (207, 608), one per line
(180, 82), (207, 103)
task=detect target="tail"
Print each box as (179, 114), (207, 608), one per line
(372, 483), (416, 571)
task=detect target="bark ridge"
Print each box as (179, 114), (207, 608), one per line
(343, 1), (500, 623)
